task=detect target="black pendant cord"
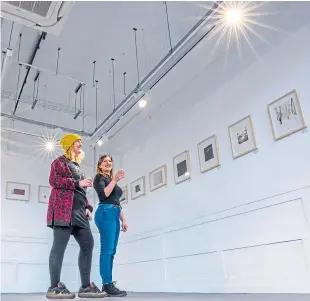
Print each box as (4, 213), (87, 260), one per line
(92, 61), (96, 87)
(31, 71), (40, 109)
(8, 21), (14, 49)
(2, 51), (6, 67)
(74, 91), (77, 114)
(111, 58), (116, 110)
(14, 34), (23, 108)
(32, 81), (36, 102)
(95, 80), (98, 128)
(123, 72), (127, 96)
(79, 85), (82, 111)
(164, 1), (173, 54)
(56, 47), (60, 74)
(17, 33), (22, 61)
(133, 28), (140, 89)
(82, 84), (85, 131)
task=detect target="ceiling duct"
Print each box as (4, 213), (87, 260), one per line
(1, 1), (74, 35)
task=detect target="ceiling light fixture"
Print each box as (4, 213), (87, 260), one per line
(201, 1), (274, 64)
(97, 140), (103, 146)
(46, 140), (55, 151)
(37, 132), (60, 160)
(138, 98), (147, 109)
(224, 8), (244, 26)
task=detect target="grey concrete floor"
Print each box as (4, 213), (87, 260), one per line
(1, 293), (310, 301)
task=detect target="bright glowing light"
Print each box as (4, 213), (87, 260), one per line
(97, 140), (103, 146)
(192, 1), (279, 66)
(184, 172), (190, 177)
(138, 98), (147, 109)
(224, 8), (243, 25)
(46, 141), (55, 151)
(37, 130), (61, 161)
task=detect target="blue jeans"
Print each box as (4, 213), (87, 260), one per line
(94, 204), (121, 285)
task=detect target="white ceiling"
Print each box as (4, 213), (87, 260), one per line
(1, 1), (310, 148)
(1, 1), (213, 132)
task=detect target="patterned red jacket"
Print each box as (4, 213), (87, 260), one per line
(47, 155), (93, 227)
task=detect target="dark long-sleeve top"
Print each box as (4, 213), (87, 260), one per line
(93, 173), (123, 207)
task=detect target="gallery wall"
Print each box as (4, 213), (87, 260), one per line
(113, 24), (310, 293)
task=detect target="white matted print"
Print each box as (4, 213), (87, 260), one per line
(197, 135), (220, 173)
(268, 89), (306, 141)
(229, 115), (257, 159)
(6, 181), (30, 201)
(173, 150), (191, 184)
(130, 177), (146, 200)
(38, 185), (51, 203)
(149, 165), (167, 191)
(120, 185), (129, 204)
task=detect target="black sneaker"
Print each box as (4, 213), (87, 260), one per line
(78, 282), (108, 298)
(103, 282), (127, 297)
(46, 282), (75, 299)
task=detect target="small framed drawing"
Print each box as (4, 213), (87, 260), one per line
(268, 89), (306, 141)
(173, 150), (191, 184)
(38, 185), (52, 203)
(130, 177), (146, 200)
(197, 134), (220, 173)
(6, 181), (30, 201)
(149, 165), (167, 191)
(120, 185), (129, 204)
(228, 115), (257, 159)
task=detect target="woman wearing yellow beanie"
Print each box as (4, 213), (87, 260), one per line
(46, 133), (106, 299)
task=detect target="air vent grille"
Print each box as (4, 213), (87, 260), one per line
(4, 1), (52, 17)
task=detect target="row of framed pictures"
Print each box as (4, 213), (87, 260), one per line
(5, 181), (51, 203)
(120, 89), (307, 202)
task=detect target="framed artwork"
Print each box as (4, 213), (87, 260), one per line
(149, 165), (167, 191)
(268, 89), (306, 141)
(6, 181), (30, 201)
(130, 177), (146, 200)
(197, 134), (220, 173)
(173, 150), (191, 184)
(38, 185), (51, 203)
(228, 115), (257, 159)
(120, 185), (129, 204)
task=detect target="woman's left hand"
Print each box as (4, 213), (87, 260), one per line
(121, 222), (128, 232)
(86, 209), (93, 221)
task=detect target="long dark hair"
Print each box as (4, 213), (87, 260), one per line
(97, 155), (113, 178)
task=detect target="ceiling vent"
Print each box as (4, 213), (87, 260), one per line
(1, 1), (74, 35)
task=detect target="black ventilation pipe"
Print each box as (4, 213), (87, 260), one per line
(13, 31), (47, 115)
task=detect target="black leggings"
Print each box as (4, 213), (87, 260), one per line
(49, 226), (94, 288)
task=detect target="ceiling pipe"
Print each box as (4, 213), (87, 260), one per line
(1, 112), (92, 137)
(12, 31), (47, 115)
(91, 1), (220, 139)
(1, 127), (45, 138)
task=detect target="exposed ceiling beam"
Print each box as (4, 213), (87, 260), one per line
(1, 112), (92, 137)
(91, 1), (220, 139)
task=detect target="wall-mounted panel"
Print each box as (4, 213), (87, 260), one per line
(223, 240), (310, 290)
(117, 235), (163, 264)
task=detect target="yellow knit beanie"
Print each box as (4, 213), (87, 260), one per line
(60, 133), (82, 152)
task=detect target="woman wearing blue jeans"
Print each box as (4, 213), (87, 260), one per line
(93, 155), (128, 297)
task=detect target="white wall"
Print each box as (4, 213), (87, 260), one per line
(0, 127), (104, 293)
(114, 25), (310, 293)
